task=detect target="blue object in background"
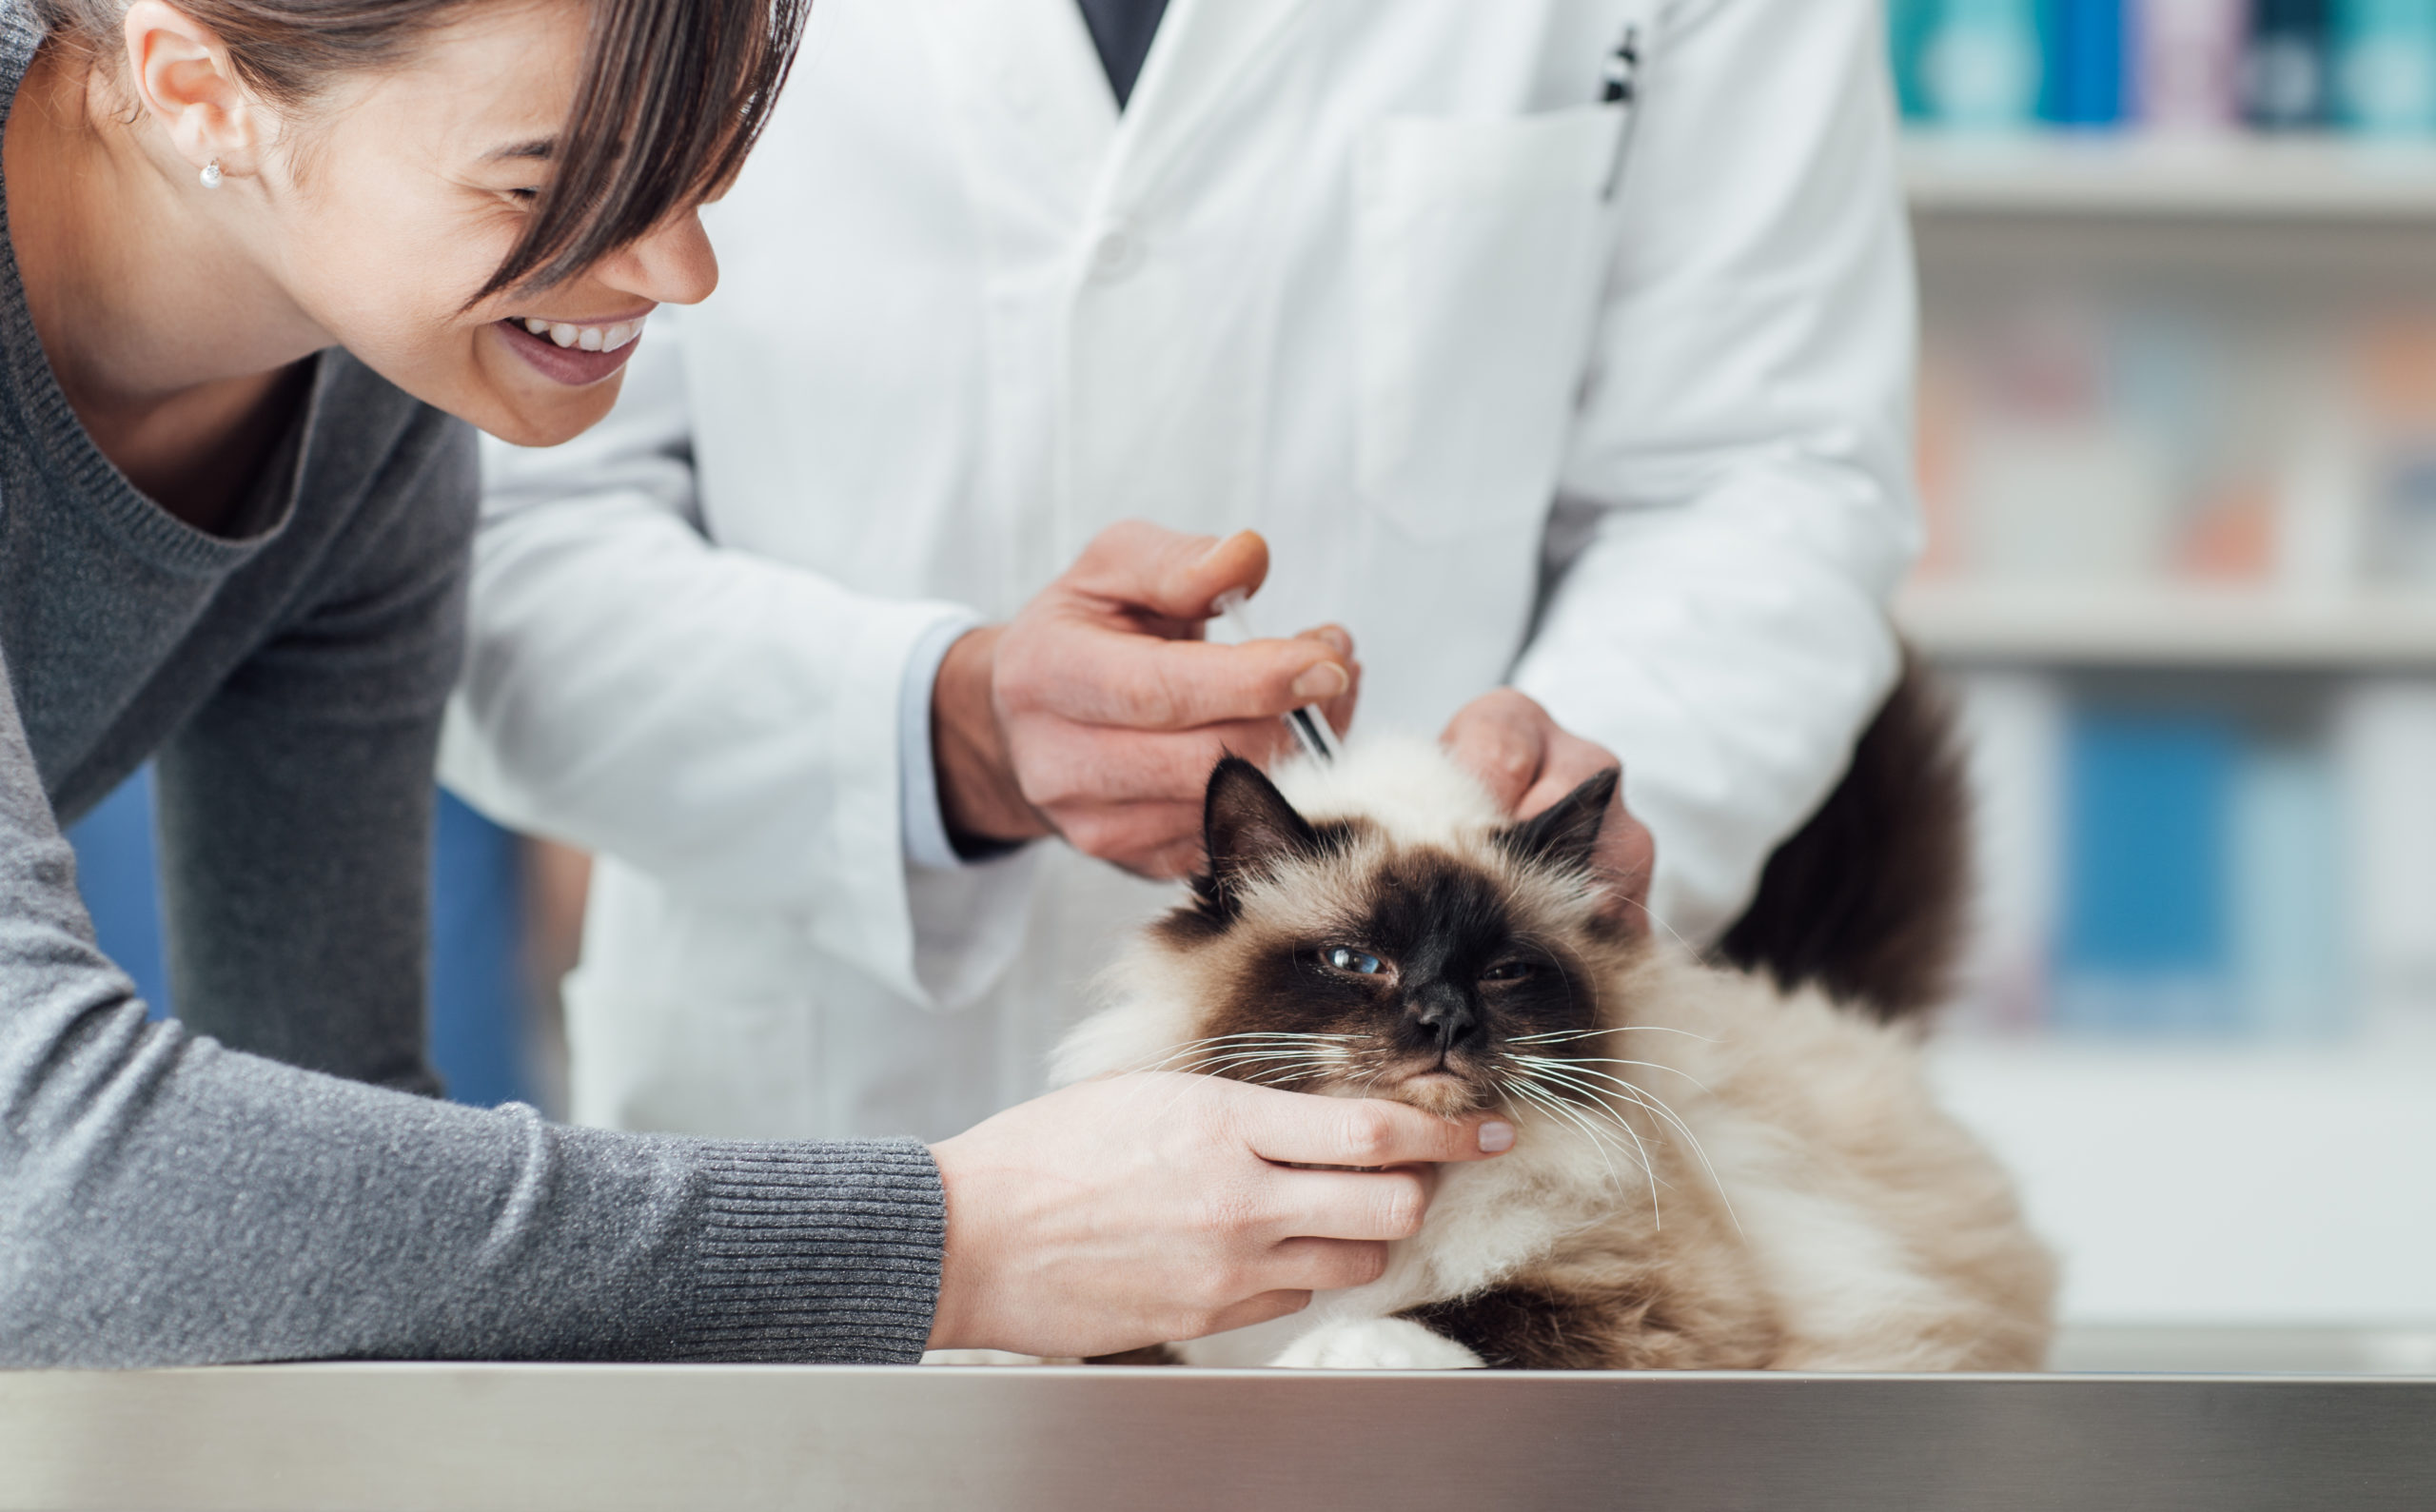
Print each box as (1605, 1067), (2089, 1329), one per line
(2042, 0), (2133, 127)
(2230, 738), (2348, 1039)
(66, 770), (533, 1106)
(2334, 0), (2436, 134)
(66, 768), (171, 1020)
(1915, 0), (2048, 129)
(425, 789), (528, 1108)
(2055, 708), (2241, 1034)
(1889, 0), (1942, 121)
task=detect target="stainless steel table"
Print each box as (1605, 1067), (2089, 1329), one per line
(4, 1337), (2432, 1512)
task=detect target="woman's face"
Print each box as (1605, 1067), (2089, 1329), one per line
(246, 0), (717, 446)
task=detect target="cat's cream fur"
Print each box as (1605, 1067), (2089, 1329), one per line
(1054, 738), (2057, 1371)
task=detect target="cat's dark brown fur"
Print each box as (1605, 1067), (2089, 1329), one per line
(1716, 653), (1970, 1023)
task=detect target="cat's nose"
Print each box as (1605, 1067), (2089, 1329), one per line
(1408, 985), (1480, 1052)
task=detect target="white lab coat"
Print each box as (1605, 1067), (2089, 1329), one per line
(442, 0), (1921, 1142)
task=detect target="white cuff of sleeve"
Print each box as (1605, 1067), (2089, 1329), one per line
(900, 611), (985, 874)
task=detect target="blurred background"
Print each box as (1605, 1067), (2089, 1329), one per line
(1896, 0), (2436, 1358)
(61, 0), (2436, 1364)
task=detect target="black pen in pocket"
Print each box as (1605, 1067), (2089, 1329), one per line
(1601, 24), (1644, 203)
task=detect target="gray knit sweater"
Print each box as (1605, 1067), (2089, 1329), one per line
(0, 6), (942, 1366)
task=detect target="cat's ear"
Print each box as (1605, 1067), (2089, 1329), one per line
(1202, 756), (1323, 905)
(1499, 767), (1620, 874)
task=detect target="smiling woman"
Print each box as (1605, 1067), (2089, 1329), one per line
(29, 0), (804, 452)
(0, 0), (1013, 1371)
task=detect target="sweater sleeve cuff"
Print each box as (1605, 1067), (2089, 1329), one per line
(669, 1138), (944, 1364)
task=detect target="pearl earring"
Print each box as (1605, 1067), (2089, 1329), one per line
(200, 160), (223, 189)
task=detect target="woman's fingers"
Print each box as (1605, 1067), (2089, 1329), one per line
(1189, 1289), (1314, 1341)
(1265, 1167), (1434, 1244)
(1236, 1085), (1516, 1169)
(1262, 1237), (1395, 1295)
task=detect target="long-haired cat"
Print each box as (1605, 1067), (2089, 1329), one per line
(1053, 737), (2056, 1371)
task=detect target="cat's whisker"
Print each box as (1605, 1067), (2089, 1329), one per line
(1512, 1052), (1716, 1097)
(1515, 1072), (1670, 1228)
(1242, 1065), (1353, 1090)
(1515, 1070), (1659, 1188)
(1150, 1031), (1375, 1081)
(1208, 1054), (1352, 1078)
(1505, 1026), (1719, 1046)
(1191, 1052), (1354, 1078)
(1110, 1031), (1366, 1080)
(1197, 1029), (1367, 1037)
(1503, 1076), (1656, 1220)
(1502, 1078), (1617, 1179)
(1191, 1047), (1347, 1065)
(1192, 1049), (1377, 1090)
(1621, 893), (1701, 958)
(1511, 1057), (1714, 1130)
(1508, 1060), (1740, 1236)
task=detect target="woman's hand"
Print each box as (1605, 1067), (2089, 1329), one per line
(1442, 688), (1656, 933)
(924, 1074), (1514, 1359)
(931, 523), (1360, 879)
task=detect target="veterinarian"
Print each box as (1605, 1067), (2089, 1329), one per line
(444, 0), (1917, 1142)
(1, 0), (1516, 1368)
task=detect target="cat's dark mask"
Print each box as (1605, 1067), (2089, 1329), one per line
(1168, 756), (1621, 1115)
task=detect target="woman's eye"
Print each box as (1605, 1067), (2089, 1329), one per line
(1480, 960), (1534, 983)
(503, 187), (541, 205)
(1326, 947), (1385, 976)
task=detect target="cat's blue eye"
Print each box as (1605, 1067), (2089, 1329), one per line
(1326, 947), (1385, 975)
(1480, 960), (1534, 983)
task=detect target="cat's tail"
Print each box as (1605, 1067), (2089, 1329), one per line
(1712, 649), (1971, 1025)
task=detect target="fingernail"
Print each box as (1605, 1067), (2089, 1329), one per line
(1291, 663), (1349, 701)
(1478, 1121), (1516, 1154)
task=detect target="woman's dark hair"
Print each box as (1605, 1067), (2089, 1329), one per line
(38, 0), (811, 298)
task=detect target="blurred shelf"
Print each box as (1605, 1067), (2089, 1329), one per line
(1905, 134), (2436, 220)
(2052, 1325), (2436, 1376)
(1897, 582), (2436, 667)
(1930, 1040), (2436, 1325)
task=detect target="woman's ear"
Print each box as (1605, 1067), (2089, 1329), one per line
(121, 0), (265, 183)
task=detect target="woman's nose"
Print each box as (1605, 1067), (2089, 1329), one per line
(596, 208), (720, 308)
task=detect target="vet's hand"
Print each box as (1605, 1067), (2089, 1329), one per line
(932, 523), (1359, 878)
(1441, 688), (1657, 933)
(924, 1074), (1513, 1359)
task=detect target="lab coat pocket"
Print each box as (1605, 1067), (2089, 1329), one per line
(1355, 107), (1619, 542)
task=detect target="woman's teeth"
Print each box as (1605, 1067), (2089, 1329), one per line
(519, 316), (644, 352)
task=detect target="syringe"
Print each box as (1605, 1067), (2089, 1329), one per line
(1210, 589), (1344, 765)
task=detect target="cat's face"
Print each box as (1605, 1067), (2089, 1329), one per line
(1148, 754), (1637, 1118)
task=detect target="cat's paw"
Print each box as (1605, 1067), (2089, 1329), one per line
(1268, 1317), (1484, 1370)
